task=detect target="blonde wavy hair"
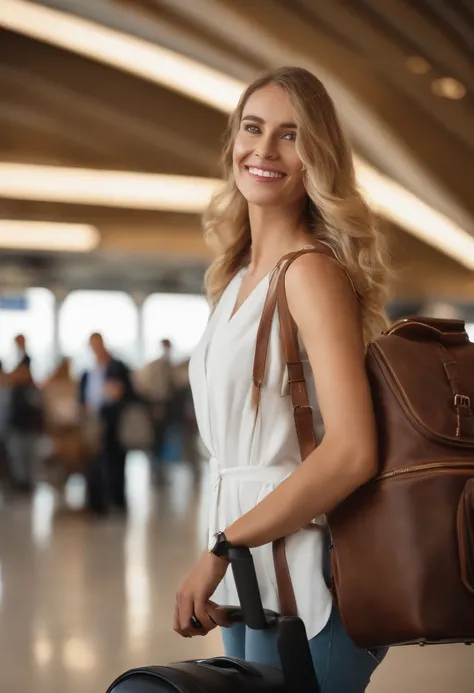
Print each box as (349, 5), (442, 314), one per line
(203, 66), (390, 342)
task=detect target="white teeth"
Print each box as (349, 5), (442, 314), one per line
(248, 167), (284, 179)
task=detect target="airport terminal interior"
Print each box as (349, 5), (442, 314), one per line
(1, 1), (474, 691)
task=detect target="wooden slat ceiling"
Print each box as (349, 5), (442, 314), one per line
(0, 0), (473, 300)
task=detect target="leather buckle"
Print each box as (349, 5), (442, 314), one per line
(454, 394), (471, 409)
(454, 394), (472, 438)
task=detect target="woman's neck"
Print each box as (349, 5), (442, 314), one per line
(246, 203), (315, 276)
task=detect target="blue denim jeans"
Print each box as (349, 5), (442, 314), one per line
(221, 604), (387, 693)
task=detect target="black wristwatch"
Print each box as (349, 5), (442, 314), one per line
(208, 531), (231, 558)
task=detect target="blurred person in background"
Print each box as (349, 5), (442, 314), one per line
(174, 66), (389, 692)
(42, 358), (83, 488)
(43, 357), (78, 425)
(133, 338), (174, 485)
(170, 358), (200, 482)
(79, 333), (133, 514)
(0, 360), (11, 487)
(6, 334), (43, 493)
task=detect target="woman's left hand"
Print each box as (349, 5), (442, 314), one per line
(174, 550), (229, 637)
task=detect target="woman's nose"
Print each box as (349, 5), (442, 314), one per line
(255, 135), (277, 160)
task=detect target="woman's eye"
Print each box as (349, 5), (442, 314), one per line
(282, 132), (297, 141)
(244, 124), (261, 134)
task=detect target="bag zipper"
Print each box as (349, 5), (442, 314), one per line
(375, 460), (474, 482)
(370, 343), (473, 448)
(328, 461), (474, 552)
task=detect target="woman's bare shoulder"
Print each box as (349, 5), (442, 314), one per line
(284, 250), (357, 311)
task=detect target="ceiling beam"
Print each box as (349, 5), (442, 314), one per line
(294, 0), (474, 150)
(360, 0), (474, 89)
(0, 40), (224, 175)
(155, 0), (474, 232)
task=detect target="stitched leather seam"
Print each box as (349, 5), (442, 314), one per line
(370, 343), (473, 447)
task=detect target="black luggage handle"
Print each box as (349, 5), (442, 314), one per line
(228, 546), (277, 629)
(223, 546), (321, 693)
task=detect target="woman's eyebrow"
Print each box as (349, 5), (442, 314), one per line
(241, 114), (297, 128)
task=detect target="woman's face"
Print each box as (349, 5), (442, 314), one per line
(233, 84), (306, 208)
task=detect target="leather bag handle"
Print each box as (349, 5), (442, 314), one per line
(385, 318), (469, 345)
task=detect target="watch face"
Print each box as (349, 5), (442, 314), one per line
(209, 532), (229, 556)
(208, 533), (219, 553)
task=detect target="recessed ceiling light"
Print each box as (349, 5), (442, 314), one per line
(1, 162), (474, 270)
(355, 158), (474, 270)
(0, 221), (100, 252)
(405, 56), (431, 75)
(431, 77), (466, 100)
(1, 1), (473, 268)
(0, 164), (221, 212)
(0, 0), (243, 113)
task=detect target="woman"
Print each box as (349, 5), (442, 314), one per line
(42, 358), (84, 486)
(43, 358), (78, 423)
(174, 66), (389, 691)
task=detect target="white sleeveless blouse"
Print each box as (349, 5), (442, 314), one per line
(188, 266), (333, 640)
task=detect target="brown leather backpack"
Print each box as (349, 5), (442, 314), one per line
(254, 246), (474, 648)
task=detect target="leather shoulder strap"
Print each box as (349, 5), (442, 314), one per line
(277, 246), (334, 459)
(252, 249), (300, 411)
(253, 244), (336, 459)
(277, 245), (358, 459)
(253, 243), (354, 617)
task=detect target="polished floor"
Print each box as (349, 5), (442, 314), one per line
(0, 454), (472, 693)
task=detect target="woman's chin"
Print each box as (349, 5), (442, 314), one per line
(238, 186), (290, 208)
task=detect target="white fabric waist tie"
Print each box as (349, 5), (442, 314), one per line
(208, 458), (298, 536)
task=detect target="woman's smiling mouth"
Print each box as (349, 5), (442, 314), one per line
(245, 165), (286, 181)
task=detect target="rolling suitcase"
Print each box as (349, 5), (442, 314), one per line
(106, 546), (320, 692)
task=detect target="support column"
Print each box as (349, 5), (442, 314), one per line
(131, 291), (148, 368)
(50, 285), (69, 368)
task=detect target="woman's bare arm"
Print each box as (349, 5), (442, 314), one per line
(225, 252), (378, 548)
